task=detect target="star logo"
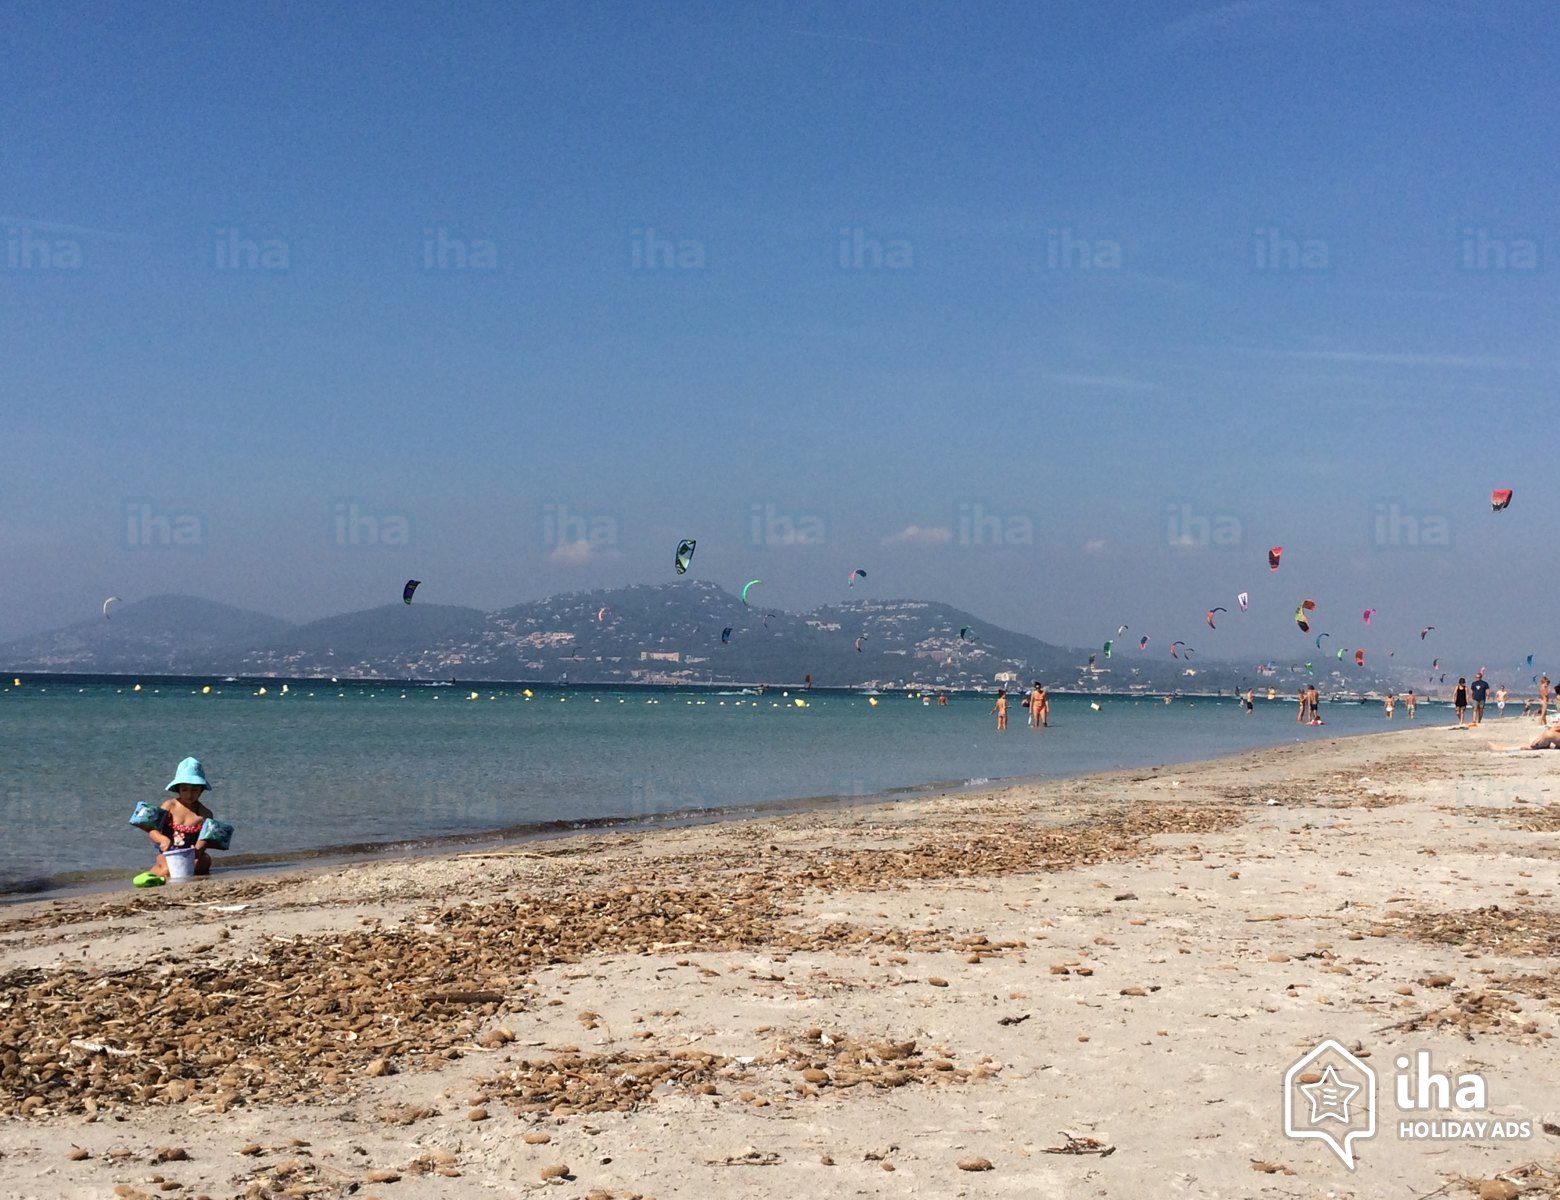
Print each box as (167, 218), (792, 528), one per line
(1283, 1038), (1377, 1170)
(1299, 1063), (1360, 1124)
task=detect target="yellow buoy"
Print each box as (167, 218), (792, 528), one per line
(257, 687), (267, 696)
(133, 684), (142, 692)
(794, 698), (807, 708)
(202, 685), (212, 695)
(868, 697), (879, 707)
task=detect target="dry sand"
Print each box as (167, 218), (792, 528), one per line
(1, 722), (1557, 1199)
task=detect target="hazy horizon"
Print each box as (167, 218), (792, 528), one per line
(6, 2), (1556, 678)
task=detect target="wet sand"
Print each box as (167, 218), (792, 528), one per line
(1, 722), (1556, 1199)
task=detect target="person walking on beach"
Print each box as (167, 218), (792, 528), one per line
(1405, 689), (1416, 719)
(1496, 685), (1508, 716)
(992, 688), (1008, 731)
(1469, 670), (1490, 727)
(1540, 675), (1551, 723)
(1453, 677), (1469, 726)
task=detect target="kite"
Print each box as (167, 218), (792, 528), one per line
(855, 636), (866, 653)
(959, 625), (974, 641)
(1103, 640), (1113, 658)
(1268, 546), (1283, 571)
(1207, 607), (1227, 629)
(674, 539), (697, 574)
(402, 580), (421, 605)
(1087, 654), (1096, 667)
(1139, 636), (1151, 650)
(1354, 649), (1365, 666)
(721, 626), (733, 644)
(1315, 632), (1329, 649)
(1294, 599), (1316, 633)
(1420, 626), (1435, 639)
(1336, 647), (1346, 659)
(1362, 608), (1376, 624)
(1171, 641), (1186, 658)
(1525, 654), (1534, 667)
(1237, 592), (1249, 611)
(740, 579), (763, 606)
(1491, 488), (1513, 512)
(1432, 658), (1439, 670)
(848, 568), (867, 587)
(1116, 624), (1129, 634)
(102, 596), (121, 619)
(597, 607), (609, 623)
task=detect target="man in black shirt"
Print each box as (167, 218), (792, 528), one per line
(1469, 670), (1491, 727)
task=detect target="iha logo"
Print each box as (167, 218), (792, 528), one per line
(4, 225), (82, 270)
(212, 226), (289, 271)
(1284, 1040), (1376, 1169)
(331, 501), (413, 549)
(746, 502), (828, 549)
(1391, 1051), (1531, 1142)
(1284, 1041), (1533, 1169)
(122, 500), (206, 551)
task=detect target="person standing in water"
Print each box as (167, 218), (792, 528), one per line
(1384, 693), (1396, 720)
(1297, 686), (1308, 723)
(1306, 684), (1321, 725)
(1243, 688), (1254, 714)
(992, 688), (1008, 731)
(1029, 682), (1049, 729)
(1405, 689), (1417, 719)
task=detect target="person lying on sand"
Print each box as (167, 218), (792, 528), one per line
(1490, 721), (1560, 752)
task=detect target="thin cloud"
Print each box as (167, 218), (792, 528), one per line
(548, 541), (620, 565)
(1239, 348), (1550, 371)
(1042, 373), (1162, 392)
(786, 28), (907, 49)
(1083, 538), (1108, 555)
(1160, 0), (1289, 48)
(0, 215), (134, 240)
(882, 524), (953, 548)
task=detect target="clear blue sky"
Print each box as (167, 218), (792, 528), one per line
(4, 0), (1556, 678)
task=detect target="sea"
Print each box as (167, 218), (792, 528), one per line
(0, 676), (1420, 897)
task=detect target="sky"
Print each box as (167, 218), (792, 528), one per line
(3, 0), (1557, 679)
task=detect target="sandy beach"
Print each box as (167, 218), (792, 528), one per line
(2, 723), (1556, 1199)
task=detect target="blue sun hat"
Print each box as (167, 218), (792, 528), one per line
(165, 756), (212, 793)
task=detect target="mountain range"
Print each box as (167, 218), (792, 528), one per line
(0, 582), (1375, 693)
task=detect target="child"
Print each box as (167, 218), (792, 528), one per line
(145, 757), (217, 880)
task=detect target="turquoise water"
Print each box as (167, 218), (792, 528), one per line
(0, 678), (1411, 894)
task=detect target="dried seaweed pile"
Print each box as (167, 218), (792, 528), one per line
(1379, 905), (1560, 958)
(478, 1029), (983, 1117)
(0, 802), (1237, 1118)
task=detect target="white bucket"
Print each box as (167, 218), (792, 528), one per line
(164, 847), (197, 883)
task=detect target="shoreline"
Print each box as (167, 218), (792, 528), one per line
(2, 724), (1555, 1198)
(3, 713), (1461, 904)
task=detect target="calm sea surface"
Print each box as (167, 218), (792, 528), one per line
(0, 678), (1418, 895)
